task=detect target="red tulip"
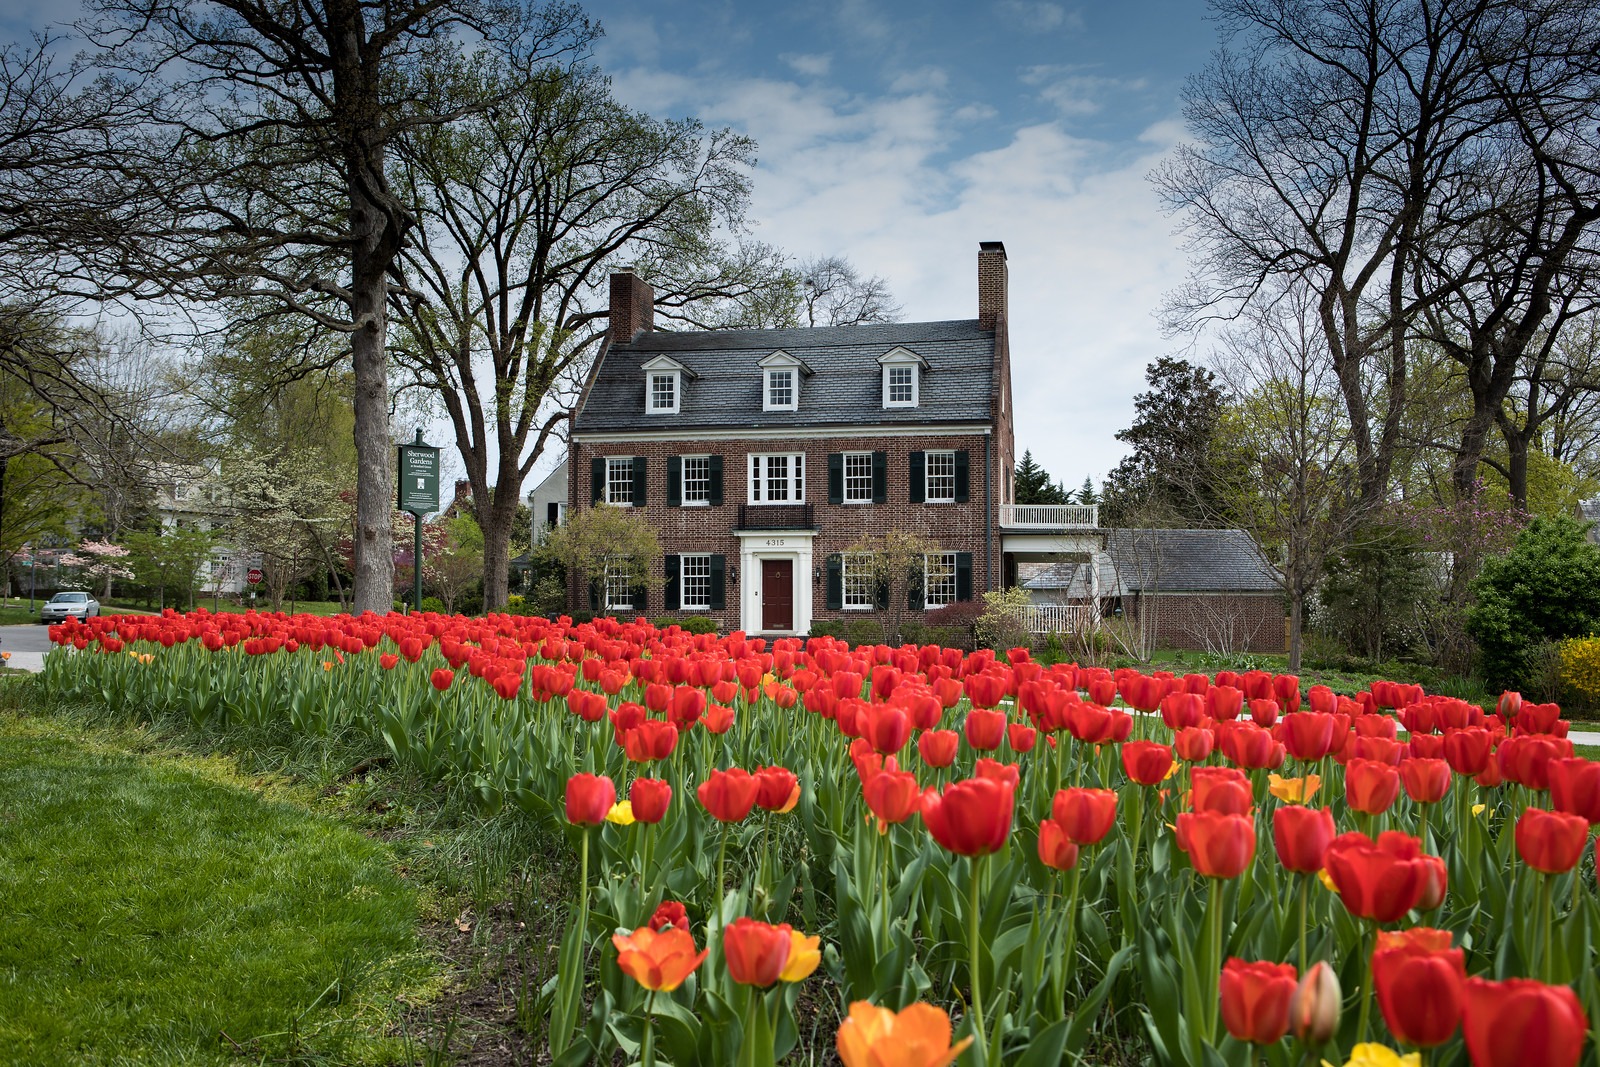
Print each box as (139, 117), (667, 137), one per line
(649, 900), (690, 932)
(1372, 927), (1465, 1047)
(702, 702), (735, 734)
(1207, 685), (1244, 721)
(920, 775), (1015, 856)
(723, 917), (792, 986)
(623, 719), (680, 762)
(1443, 728), (1493, 776)
(1272, 805), (1336, 874)
(630, 778), (672, 824)
(1306, 685), (1336, 715)
(1220, 722), (1284, 769)
(917, 729), (959, 768)
(1515, 806), (1590, 874)
(565, 773), (616, 826)
(1249, 698), (1280, 728)
(754, 765), (801, 813)
(1122, 741), (1174, 786)
(431, 667), (454, 690)
(1006, 722), (1038, 753)
(964, 708), (1006, 751)
(1065, 701), (1118, 744)
(963, 672), (1007, 709)
(1400, 758), (1452, 804)
(1192, 766), (1252, 815)
(1219, 958), (1297, 1044)
(1322, 831), (1429, 922)
(1463, 977), (1588, 1067)
(1175, 726), (1215, 762)
(1498, 734), (1569, 790)
(1281, 712), (1336, 762)
(1160, 692), (1207, 731)
(1052, 787), (1118, 845)
(1036, 818), (1080, 871)
(1176, 811), (1256, 878)
(1345, 758), (1401, 814)
(974, 758), (1019, 789)
(863, 764), (921, 828)
(698, 768), (760, 822)
(1289, 961), (1341, 1044)
(862, 703), (912, 755)
(1548, 758), (1600, 824)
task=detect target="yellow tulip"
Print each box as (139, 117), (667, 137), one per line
(779, 930), (821, 982)
(604, 800), (636, 826)
(1268, 773), (1321, 803)
(1323, 1043), (1420, 1067)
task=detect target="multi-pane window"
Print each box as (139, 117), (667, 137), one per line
(682, 456), (711, 504)
(680, 553), (712, 610)
(924, 552), (958, 607)
(766, 369), (795, 410)
(749, 453), (805, 503)
(925, 450), (956, 503)
(606, 458), (634, 506)
(888, 366), (914, 404)
(604, 564), (633, 611)
(843, 452), (874, 503)
(842, 553), (875, 610)
(649, 372), (677, 412)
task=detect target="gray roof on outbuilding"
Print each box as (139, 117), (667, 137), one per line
(572, 319), (996, 433)
(1103, 529), (1282, 593)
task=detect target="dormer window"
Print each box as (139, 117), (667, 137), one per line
(758, 350), (811, 412)
(640, 354), (694, 415)
(879, 347), (927, 408)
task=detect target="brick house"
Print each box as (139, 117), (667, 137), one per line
(566, 242), (1018, 636)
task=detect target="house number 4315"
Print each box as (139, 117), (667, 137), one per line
(764, 539), (787, 547)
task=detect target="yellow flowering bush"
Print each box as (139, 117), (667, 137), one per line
(1557, 635), (1600, 705)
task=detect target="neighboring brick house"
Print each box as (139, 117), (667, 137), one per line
(566, 242), (1018, 636)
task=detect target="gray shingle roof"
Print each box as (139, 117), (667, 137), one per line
(1104, 529), (1282, 593)
(572, 319), (996, 433)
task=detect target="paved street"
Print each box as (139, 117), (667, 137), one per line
(0, 623), (55, 672)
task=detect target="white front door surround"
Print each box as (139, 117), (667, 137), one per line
(737, 529), (815, 635)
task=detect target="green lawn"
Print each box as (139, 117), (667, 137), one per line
(103, 598), (352, 617)
(0, 711), (430, 1066)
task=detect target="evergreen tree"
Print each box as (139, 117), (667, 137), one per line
(1014, 450), (1069, 505)
(1077, 477), (1098, 506)
(1100, 357), (1230, 526)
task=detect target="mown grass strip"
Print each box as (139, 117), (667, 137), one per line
(0, 708), (430, 1067)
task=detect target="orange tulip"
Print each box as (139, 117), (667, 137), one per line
(836, 1001), (974, 1067)
(611, 925), (707, 991)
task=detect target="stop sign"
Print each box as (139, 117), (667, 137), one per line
(246, 568), (264, 585)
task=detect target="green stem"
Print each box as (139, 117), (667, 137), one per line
(968, 853), (988, 1047)
(1540, 873), (1554, 983)
(1056, 857), (1085, 1017)
(879, 826), (892, 957)
(1206, 876), (1224, 1042)
(641, 990), (657, 1067)
(740, 985), (760, 1067)
(1298, 872), (1310, 969)
(578, 830), (590, 952)
(1356, 924), (1374, 1043)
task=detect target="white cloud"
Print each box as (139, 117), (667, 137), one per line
(602, 69), (1189, 484)
(781, 52), (832, 77)
(998, 1), (1085, 33)
(1021, 65), (1148, 117)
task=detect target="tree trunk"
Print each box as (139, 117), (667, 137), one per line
(480, 501), (512, 611)
(348, 202), (396, 615)
(1287, 587), (1303, 674)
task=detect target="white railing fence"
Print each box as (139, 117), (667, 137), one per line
(1020, 603), (1100, 634)
(998, 504), (1099, 528)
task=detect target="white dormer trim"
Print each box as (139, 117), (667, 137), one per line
(759, 350), (808, 412)
(879, 347), (926, 408)
(641, 355), (696, 415)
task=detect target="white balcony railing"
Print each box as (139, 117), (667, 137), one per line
(1021, 603), (1100, 634)
(998, 504), (1099, 529)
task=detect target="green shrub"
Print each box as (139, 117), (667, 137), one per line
(1465, 516), (1600, 690)
(975, 588), (1032, 651)
(842, 618), (885, 648)
(809, 620), (842, 639)
(419, 596), (445, 614)
(680, 616), (718, 635)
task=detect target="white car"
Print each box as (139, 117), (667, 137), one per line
(41, 591), (100, 623)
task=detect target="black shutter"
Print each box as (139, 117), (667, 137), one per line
(667, 456), (682, 507)
(631, 578), (648, 614)
(632, 457), (647, 506)
(663, 554), (680, 610)
(825, 554), (842, 610)
(546, 502), (559, 527)
(875, 579), (889, 610)
(909, 451), (925, 503)
(871, 451), (887, 504)
(955, 450), (970, 503)
(956, 552), (973, 602)
(828, 453), (844, 504)
(588, 579), (600, 611)
(908, 562), (925, 611)
(709, 555), (726, 611)
(591, 457), (605, 504)
(708, 455), (724, 506)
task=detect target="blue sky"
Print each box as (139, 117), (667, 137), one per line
(584, 0), (1221, 488)
(1, 0), (1221, 489)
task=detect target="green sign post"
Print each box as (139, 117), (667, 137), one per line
(397, 429), (441, 612)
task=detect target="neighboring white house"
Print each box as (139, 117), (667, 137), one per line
(151, 461), (252, 594)
(528, 459), (568, 545)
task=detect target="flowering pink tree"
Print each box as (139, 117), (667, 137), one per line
(60, 540), (136, 599)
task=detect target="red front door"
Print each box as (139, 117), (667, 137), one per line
(761, 559), (794, 631)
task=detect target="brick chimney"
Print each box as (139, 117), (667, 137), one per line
(977, 241), (1007, 329)
(609, 269), (655, 345)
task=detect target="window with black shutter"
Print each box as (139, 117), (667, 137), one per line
(908, 451), (925, 503)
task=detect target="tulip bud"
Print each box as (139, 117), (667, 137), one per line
(1289, 961), (1341, 1045)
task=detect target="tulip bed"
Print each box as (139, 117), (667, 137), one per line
(42, 610), (1600, 1067)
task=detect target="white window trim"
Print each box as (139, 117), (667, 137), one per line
(925, 449), (957, 504)
(841, 552), (875, 612)
(748, 452), (806, 505)
(924, 551), (958, 608)
(842, 450), (874, 504)
(605, 564), (634, 611)
(605, 456), (635, 508)
(764, 368), (798, 412)
(647, 370), (681, 414)
(680, 454), (713, 508)
(679, 553), (712, 611)
(883, 364), (918, 408)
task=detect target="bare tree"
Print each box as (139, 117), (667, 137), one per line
(388, 59), (787, 609)
(62, 0), (597, 614)
(796, 255), (902, 327)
